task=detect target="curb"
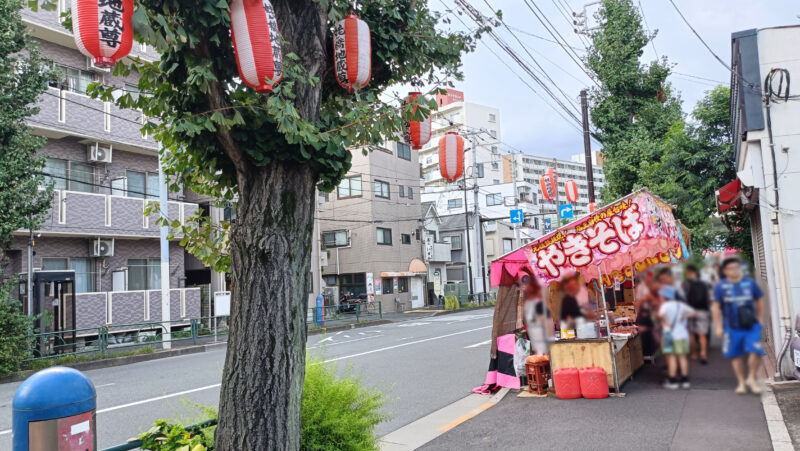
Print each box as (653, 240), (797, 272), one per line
(763, 380), (797, 451)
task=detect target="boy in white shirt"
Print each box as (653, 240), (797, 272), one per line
(658, 285), (696, 389)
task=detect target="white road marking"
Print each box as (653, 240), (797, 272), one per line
(323, 325), (492, 364)
(464, 340), (491, 349)
(316, 336), (334, 344)
(96, 383), (116, 388)
(358, 332), (365, 335)
(343, 335), (351, 338)
(397, 322), (430, 328)
(307, 334), (385, 349)
(95, 383), (222, 415)
(0, 430), (9, 436)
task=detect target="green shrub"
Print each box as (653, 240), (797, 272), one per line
(443, 296), (459, 310)
(0, 283), (33, 378)
(139, 420), (212, 451)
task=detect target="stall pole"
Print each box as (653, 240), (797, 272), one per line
(597, 264), (621, 395)
(629, 255), (637, 305)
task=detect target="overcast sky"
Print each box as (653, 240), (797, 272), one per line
(414, 0), (799, 160)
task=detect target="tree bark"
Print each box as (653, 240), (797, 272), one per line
(215, 161), (316, 450)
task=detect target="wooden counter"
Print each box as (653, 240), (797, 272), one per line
(550, 334), (644, 387)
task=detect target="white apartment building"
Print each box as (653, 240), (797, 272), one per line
(420, 89), (504, 190)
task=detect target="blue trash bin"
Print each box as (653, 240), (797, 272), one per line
(12, 366), (96, 451)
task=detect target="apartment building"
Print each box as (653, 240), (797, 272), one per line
(419, 89), (504, 190)
(318, 141), (427, 312)
(5, 5), (203, 339)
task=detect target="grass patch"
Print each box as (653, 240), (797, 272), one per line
(20, 345), (155, 373)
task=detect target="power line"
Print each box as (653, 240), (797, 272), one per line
(506, 25), (584, 51)
(638, 0), (659, 59)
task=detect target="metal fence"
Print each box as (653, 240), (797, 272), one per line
(308, 301), (382, 327)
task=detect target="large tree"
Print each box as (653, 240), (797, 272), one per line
(587, 0), (682, 201)
(71, 0), (477, 448)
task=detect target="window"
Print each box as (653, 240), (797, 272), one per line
(128, 258), (161, 290)
(377, 227), (392, 245)
(125, 83), (140, 101)
(324, 275), (337, 286)
(337, 175), (362, 199)
(71, 162), (94, 192)
(374, 180), (390, 199)
(42, 258), (68, 270)
(476, 163), (484, 178)
(491, 162), (499, 170)
(534, 217), (540, 230)
(340, 273), (366, 296)
(486, 193), (502, 206)
(401, 234), (411, 244)
(489, 130), (497, 138)
(444, 234), (462, 250)
(398, 185), (405, 198)
(382, 277), (393, 294)
(503, 238), (514, 253)
(493, 179), (500, 185)
(322, 230), (348, 247)
(44, 159), (67, 190)
(408, 187), (413, 199)
(398, 277), (408, 293)
(70, 258), (95, 293)
(51, 64), (96, 95)
(448, 198), (462, 209)
(126, 170), (159, 199)
(43, 159), (94, 193)
(319, 192), (329, 202)
(491, 146), (498, 153)
(488, 113), (496, 122)
(397, 142), (411, 160)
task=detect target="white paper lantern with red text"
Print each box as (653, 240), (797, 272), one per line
(438, 132), (464, 182)
(230, 0), (283, 93)
(333, 14), (371, 93)
(564, 179), (578, 204)
(72, 0), (134, 68)
(540, 167), (557, 201)
(403, 92), (432, 150)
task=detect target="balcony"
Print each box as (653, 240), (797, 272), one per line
(427, 242), (452, 263)
(41, 189), (199, 238)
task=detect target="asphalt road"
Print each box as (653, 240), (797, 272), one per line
(0, 309), (494, 448)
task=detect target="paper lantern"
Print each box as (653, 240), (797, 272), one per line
(588, 202), (597, 213)
(72, 0), (134, 68)
(438, 132), (464, 182)
(540, 167), (557, 201)
(333, 14), (371, 93)
(230, 0), (283, 93)
(564, 179), (578, 204)
(403, 92), (431, 150)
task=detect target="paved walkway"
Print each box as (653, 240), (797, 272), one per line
(421, 347), (772, 451)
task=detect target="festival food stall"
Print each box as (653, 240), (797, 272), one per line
(489, 189), (687, 394)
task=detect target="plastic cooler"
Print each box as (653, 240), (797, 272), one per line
(553, 368), (581, 399)
(579, 367), (609, 399)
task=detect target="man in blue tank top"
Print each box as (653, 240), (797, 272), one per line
(712, 257), (765, 395)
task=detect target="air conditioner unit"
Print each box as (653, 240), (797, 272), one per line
(87, 143), (113, 163)
(86, 57), (111, 73)
(90, 238), (115, 257)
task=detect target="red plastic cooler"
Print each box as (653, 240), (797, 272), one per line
(553, 368), (581, 399)
(579, 367), (609, 399)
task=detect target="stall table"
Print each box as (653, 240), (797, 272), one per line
(550, 335), (644, 387)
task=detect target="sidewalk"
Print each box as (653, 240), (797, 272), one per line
(420, 347), (773, 451)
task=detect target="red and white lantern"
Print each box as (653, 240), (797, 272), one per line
(403, 92), (431, 150)
(438, 132), (464, 182)
(230, 0), (283, 93)
(333, 15), (371, 93)
(564, 179), (578, 204)
(540, 167), (557, 201)
(72, 0), (134, 69)
(588, 202), (597, 213)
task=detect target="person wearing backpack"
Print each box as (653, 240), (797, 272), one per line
(712, 257), (765, 395)
(682, 264), (711, 365)
(658, 285), (696, 389)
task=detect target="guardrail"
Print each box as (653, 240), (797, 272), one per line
(308, 301), (382, 327)
(101, 418), (217, 451)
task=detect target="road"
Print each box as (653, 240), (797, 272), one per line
(0, 309), (493, 448)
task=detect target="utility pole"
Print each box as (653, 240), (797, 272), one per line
(511, 152), (521, 248)
(470, 134), (484, 295)
(26, 224), (34, 317)
(158, 143), (171, 349)
(462, 163), (474, 298)
(580, 89), (596, 203)
(554, 158), (561, 227)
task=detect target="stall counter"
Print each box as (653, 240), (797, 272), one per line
(550, 335), (644, 387)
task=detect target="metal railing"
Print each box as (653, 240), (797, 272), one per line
(101, 419), (217, 451)
(308, 301), (382, 327)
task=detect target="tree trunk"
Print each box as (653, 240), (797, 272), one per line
(215, 161), (317, 450)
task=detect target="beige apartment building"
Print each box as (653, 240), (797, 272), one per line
(318, 141), (427, 312)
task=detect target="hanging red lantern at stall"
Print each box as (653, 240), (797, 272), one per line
(332, 14), (371, 93)
(230, 0), (283, 93)
(72, 0), (134, 69)
(403, 92), (432, 150)
(588, 202), (597, 213)
(564, 179), (578, 204)
(438, 132), (464, 182)
(540, 167), (557, 201)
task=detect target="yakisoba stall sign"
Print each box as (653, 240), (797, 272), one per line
(522, 191), (680, 285)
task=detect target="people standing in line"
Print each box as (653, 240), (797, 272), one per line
(518, 267), (552, 356)
(658, 285), (696, 389)
(683, 264), (711, 365)
(712, 257), (765, 395)
(636, 272), (662, 358)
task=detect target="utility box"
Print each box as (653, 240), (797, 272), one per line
(12, 367), (96, 451)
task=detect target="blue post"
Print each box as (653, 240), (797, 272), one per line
(315, 294), (324, 327)
(13, 367), (96, 450)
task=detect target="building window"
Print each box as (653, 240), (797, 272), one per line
(126, 170), (159, 199)
(399, 185), (405, 198)
(491, 161), (499, 170)
(447, 198), (462, 209)
(324, 275), (337, 286)
(486, 193), (502, 206)
(377, 227), (392, 245)
(408, 187), (413, 199)
(491, 146), (498, 153)
(70, 258), (95, 293)
(488, 113), (496, 123)
(493, 179), (500, 185)
(374, 180), (390, 199)
(444, 235), (462, 250)
(322, 230), (348, 248)
(128, 258), (161, 290)
(489, 130), (497, 138)
(340, 273), (366, 296)
(43, 159), (67, 190)
(397, 142), (411, 160)
(51, 64), (97, 95)
(401, 234), (411, 244)
(503, 238), (514, 253)
(476, 163), (484, 178)
(43, 158), (94, 193)
(398, 277), (408, 293)
(382, 277), (393, 294)
(337, 175), (362, 199)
